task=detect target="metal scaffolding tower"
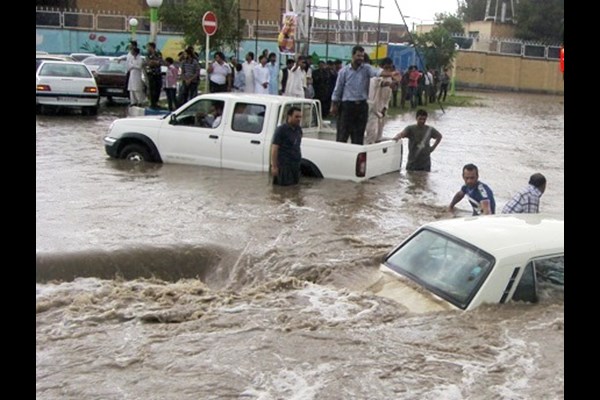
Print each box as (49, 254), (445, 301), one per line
(484, 0), (518, 23)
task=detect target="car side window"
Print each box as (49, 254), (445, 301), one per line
(512, 262), (537, 303)
(174, 100), (224, 128)
(231, 102), (265, 134)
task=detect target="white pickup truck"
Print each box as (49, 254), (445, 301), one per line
(103, 93), (403, 182)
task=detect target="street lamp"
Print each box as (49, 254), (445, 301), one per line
(128, 18), (138, 41)
(146, 0), (163, 43)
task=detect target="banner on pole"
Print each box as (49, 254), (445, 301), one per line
(278, 12), (297, 55)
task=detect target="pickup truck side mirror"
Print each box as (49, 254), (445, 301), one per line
(170, 113), (178, 125)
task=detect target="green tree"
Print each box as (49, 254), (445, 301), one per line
(413, 25), (459, 71)
(515, 0), (564, 43)
(457, 0), (488, 23)
(160, 0), (242, 53)
(435, 13), (465, 34)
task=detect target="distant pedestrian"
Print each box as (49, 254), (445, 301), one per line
(164, 57), (178, 111)
(448, 163), (496, 215)
(232, 63), (246, 92)
(330, 45), (400, 145)
(393, 109), (442, 171)
(438, 68), (450, 102)
(502, 173), (547, 214)
(271, 106), (303, 186)
(178, 47), (200, 105)
(144, 42), (164, 109)
(253, 55), (270, 94)
(242, 52), (257, 93)
(126, 47), (145, 106)
(207, 51), (232, 93)
(267, 52), (280, 95)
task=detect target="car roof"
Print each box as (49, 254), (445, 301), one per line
(423, 214), (564, 260)
(199, 92), (318, 105)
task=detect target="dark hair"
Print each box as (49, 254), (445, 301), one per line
(462, 163), (479, 175)
(287, 106), (301, 116)
(379, 57), (393, 67)
(235, 63), (243, 72)
(148, 42), (156, 49)
(268, 52), (277, 59)
(214, 51), (225, 60)
(416, 109), (428, 117)
(246, 52), (254, 60)
(334, 59), (342, 65)
(352, 45), (365, 55)
(286, 59), (295, 66)
(529, 173), (546, 188)
(165, 57), (174, 63)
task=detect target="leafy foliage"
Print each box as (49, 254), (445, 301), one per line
(160, 0), (242, 54)
(413, 25), (459, 71)
(457, 0), (488, 23)
(515, 0), (564, 44)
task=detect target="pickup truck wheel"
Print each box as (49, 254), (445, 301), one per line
(120, 144), (151, 162)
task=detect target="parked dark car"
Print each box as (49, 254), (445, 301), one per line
(94, 59), (128, 101)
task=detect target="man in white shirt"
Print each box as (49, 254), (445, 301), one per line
(207, 51), (232, 93)
(285, 55), (306, 98)
(253, 55), (270, 94)
(242, 52), (257, 93)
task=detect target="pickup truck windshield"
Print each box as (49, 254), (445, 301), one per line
(384, 229), (495, 309)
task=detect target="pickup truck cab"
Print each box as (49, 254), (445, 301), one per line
(375, 214), (564, 313)
(103, 93), (403, 182)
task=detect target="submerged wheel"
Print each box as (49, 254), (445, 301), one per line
(120, 144), (151, 162)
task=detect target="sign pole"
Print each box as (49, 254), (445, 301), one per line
(202, 11), (218, 94)
(205, 34), (210, 94)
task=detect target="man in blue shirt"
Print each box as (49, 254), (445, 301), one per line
(330, 45), (400, 145)
(502, 173), (546, 213)
(448, 163), (496, 215)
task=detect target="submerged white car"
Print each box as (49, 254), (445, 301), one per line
(376, 214), (564, 313)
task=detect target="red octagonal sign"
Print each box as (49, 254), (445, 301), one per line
(202, 11), (218, 36)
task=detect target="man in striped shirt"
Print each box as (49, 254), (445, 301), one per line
(502, 173), (547, 214)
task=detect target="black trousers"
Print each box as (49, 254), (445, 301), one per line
(147, 73), (162, 108)
(336, 101), (368, 145)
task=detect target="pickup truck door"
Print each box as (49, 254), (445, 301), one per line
(158, 99), (224, 167)
(221, 102), (268, 172)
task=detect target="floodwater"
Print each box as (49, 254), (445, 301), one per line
(36, 91), (564, 399)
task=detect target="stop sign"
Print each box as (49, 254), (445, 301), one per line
(202, 11), (218, 36)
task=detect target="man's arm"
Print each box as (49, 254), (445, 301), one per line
(448, 190), (465, 211)
(270, 144), (279, 176)
(393, 128), (408, 141)
(480, 200), (492, 215)
(430, 130), (442, 152)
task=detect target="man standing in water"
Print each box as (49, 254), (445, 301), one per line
(330, 45), (400, 145)
(271, 107), (303, 186)
(393, 109), (442, 171)
(502, 173), (546, 213)
(448, 163), (496, 215)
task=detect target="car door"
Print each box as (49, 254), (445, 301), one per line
(221, 102), (269, 172)
(158, 99), (225, 168)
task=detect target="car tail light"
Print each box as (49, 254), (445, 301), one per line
(356, 152), (366, 177)
(36, 84), (51, 91)
(84, 86), (98, 93)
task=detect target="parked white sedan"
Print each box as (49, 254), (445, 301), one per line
(36, 61), (100, 115)
(376, 214), (564, 313)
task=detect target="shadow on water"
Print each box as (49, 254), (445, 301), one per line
(36, 244), (241, 285)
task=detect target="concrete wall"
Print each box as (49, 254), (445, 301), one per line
(455, 51), (564, 94)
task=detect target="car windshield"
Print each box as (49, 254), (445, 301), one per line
(39, 63), (93, 78)
(384, 228), (495, 309)
(84, 57), (111, 66)
(98, 62), (127, 73)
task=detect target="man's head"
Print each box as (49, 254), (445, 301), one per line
(529, 173), (547, 194)
(246, 52), (254, 62)
(351, 45), (365, 67)
(214, 51), (225, 64)
(416, 109), (428, 125)
(268, 52), (277, 64)
(287, 106), (302, 126)
(462, 163), (479, 188)
(379, 57), (393, 71)
(147, 42), (157, 52)
(258, 55), (267, 66)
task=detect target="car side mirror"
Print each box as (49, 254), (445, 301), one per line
(169, 113), (178, 125)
